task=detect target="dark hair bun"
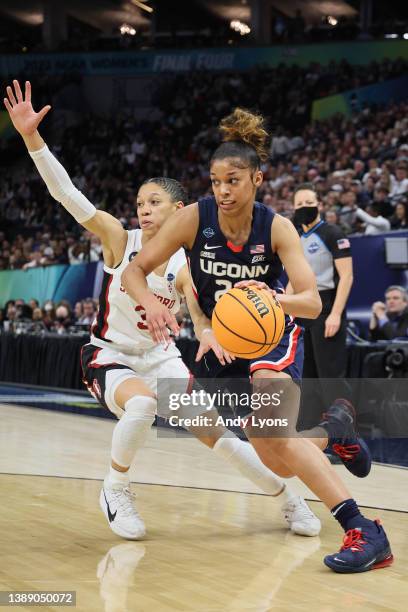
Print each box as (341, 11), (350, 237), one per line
(219, 108), (269, 162)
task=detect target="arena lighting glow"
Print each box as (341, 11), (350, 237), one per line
(120, 23), (136, 35)
(403, 33), (408, 40)
(385, 33), (399, 38)
(230, 20), (251, 35)
(130, 0), (153, 13)
(327, 16), (338, 26)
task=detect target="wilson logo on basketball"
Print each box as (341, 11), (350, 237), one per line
(241, 287), (269, 318)
(211, 287), (285, 359)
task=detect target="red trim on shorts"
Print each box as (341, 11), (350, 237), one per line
(90, 316), (98, 336)
(84, 346), (126, 370)
(89, 360), (122, 369)
(227, 240), (243, 253)
(249, 325), (301, 373)
(80, 346), (89, 390)
(101, 275), (113, 338)
(89, 347), (102, 367)
(80, 345), (85, 376)
(83, 379), (94, 394)
(89, 350), (122, 370)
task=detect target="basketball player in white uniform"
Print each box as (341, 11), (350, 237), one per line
(4, 79), (320, 540)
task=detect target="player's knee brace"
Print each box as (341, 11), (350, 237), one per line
(111, 395), (157, 468)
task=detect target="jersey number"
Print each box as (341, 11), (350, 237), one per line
(135, 305), (148, 330)
(214, 279), (233, 302)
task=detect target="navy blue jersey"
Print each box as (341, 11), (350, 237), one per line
(185, 196), (284, 319)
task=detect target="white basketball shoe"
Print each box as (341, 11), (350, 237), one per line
(100, 480), (146, 540)
(282, 496), (321, 537)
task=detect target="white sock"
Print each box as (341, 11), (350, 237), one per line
(281, 484), (298, 504)
(107, 395), (156, 486)
(213, 433), (287, 497)
(106, 465), (130, 489)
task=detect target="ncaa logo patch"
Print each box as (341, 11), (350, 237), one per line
(167, 272), (175, 294)
(203, 227), (215, 239)
(307, 241), (320, 254)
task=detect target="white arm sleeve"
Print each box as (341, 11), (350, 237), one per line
(29, 145), (96, 223)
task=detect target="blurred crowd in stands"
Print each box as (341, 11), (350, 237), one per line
(0, 59), (408, 273)
(0, 295), (195, 339)
(0, 297), (98, 334)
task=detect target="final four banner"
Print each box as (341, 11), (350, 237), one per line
(1, 40), (407, 76)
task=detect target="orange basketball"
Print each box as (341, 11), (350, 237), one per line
(211, 286), (285, 359)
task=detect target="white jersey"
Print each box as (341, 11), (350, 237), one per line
(90, 229), (186, 353)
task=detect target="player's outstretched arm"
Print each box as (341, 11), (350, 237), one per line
(122, 205), (198, 344)
(272, 215), (322, 319)
(4, 79), (126, 268)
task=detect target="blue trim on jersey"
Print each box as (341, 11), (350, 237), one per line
(302, 219), (325, 237)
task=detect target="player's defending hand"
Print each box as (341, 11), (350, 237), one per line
(3, 80), (51, 136)
(143, 294), (179, 346)
(195, 329), (235, 366)
(234, 280), (277, 297)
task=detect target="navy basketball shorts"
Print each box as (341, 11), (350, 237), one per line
(197, 324), (304, 423)
(199, 324), (304, 382)
(249, 323), (304, 383)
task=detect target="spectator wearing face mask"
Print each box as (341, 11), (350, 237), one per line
(54, 304), (73, 334)
(42, 300), (56, 330)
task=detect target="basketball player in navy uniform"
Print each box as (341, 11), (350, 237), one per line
(4, 80), (321, 541)
(123, 108), (393, 573)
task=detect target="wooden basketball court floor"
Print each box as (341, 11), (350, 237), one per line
(1, 403), (407, 612)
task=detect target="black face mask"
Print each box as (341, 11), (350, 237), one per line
(293, 206), (319, 226)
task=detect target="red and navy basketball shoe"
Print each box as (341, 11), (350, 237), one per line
(320, 399), (372, 478)
(324, 520), (393, 573)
